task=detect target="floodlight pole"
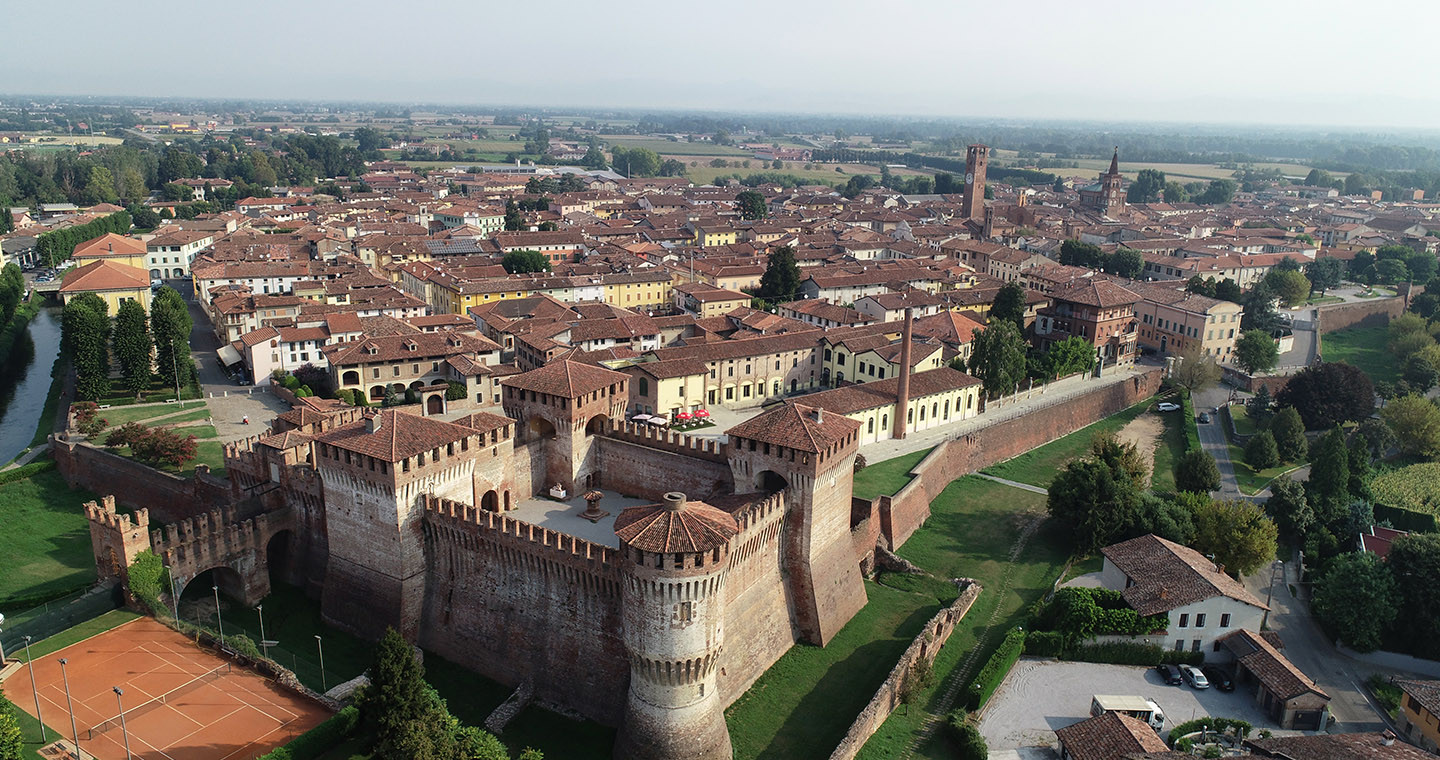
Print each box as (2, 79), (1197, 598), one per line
(213, 585), (225, 647)
(59, 658), (79, 754)
(257, 605), (269, 659)
(23, 636), (45, 741)
(315, 635), (327, 693)
(114, 687), (133, 760)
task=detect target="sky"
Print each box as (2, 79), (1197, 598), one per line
(5, 0), (1436, 130)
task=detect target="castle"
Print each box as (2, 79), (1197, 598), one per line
(85, 357), (882, 759)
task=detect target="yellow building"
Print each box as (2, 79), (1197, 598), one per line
(71, 233), (148, 270)
(625, 358), (710, 417)
(692, 225), (738, 247)
(1397, 679), (1440, 753)
(602, 272), (671, 312)
(58, 260), (153, 314)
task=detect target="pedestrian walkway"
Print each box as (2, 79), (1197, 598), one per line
(974, 473), (1048, 495)
(1, 442), (49, 471)
(861, 362), (1153, 462)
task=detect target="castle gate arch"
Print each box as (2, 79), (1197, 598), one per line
(481, 489), (500, 512)
(585, 413), (610, 435)
(757, 469), (789, 492)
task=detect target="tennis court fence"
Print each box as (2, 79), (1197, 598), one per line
(88, 663), (232, 739)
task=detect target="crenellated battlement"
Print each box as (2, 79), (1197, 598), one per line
(421, 494), (620, 575)
(602, 420), (729, 463)
(731, 491), (785, 534)
(628, 652), (722, 687)
(84, 494), (149, 532)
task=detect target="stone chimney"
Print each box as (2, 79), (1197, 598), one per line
(893, 307), (914, 440)
(365, 412), (381, 434)
(814, 407), (824, 424)
(663, 492), (686, 512)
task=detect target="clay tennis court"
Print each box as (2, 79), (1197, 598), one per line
(2, 617), (330, 760)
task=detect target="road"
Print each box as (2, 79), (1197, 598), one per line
(174, 280), (288, 440)
(1193, 384), (1242, 496)
(1242, 562), (1393, 734)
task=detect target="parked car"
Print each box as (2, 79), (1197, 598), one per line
(1202, 666), (1234, 692)
(1181, 664), (1210, 689)
(1157, 402), (1181, 412)
(1198, 412), (1212, 424)
(1154, 663), (1183, 685)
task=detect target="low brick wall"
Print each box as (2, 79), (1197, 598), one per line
(828, 580), (983, 760)
(51, 435), (234, 523)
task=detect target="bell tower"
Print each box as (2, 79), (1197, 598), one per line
(962, 144), (989, 221)
(1102, 147), (1125, 217)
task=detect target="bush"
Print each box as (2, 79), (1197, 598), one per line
(1245, 430), (1279, 469)
(1035, 588), (1169, 638)
(1065, 641), (1203, 666)
(965, 628), (1025, 710)
(854, 453), (867, 473)
(1176, 449), (1221, 492)
(258, 705), (361, 760)
(1166, 717), (1252, 748)
(127, 550), (169, 613)
(1023, 630), (1067, 657)
(945, 711), (988, 760)
(0, 459), (57, 485)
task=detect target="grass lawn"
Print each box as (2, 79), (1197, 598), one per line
(726, 581), (943, 760)
(96, 379), (202, 406)
(1229, 404), (1260, 436)
(95, 400), (207, 427)
(207, 582), (371, 694)
(0, 468), (101, 606)
(856, 477), (1070, 759)
(1220, 418), (1304, 495)
(980, 399), (1151, 487)
(1321, 326), (1400, 384)
(853, 447), (934, 500)
(1151, 408), (1188, 493)
(106, 425), (226, 477)
(13, 609), (141, 660)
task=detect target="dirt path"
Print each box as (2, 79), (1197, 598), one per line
(1115, 413), (1163, 488)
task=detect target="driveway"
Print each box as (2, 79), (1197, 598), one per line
(1193, 385), (1241, 496)
(980, 659), (1287, 751)
(176, 279), (289, 441)
(1240, 562), (1392, 734)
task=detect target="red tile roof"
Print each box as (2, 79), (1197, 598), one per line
(726, 402), (860, 454)
(614, 494), (738, 553)
(59, 259), (150, 293)
(1055, 712), (1168, 760)
(314, 409), (474, 462)
(1101, 534), (1266, 616)
(503, 359), (630, 398)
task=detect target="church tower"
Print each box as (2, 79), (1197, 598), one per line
(1101, 147), (1125, 217)
(962, 144), (989, 221)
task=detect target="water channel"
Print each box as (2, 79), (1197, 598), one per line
(0, 308), (62, 465)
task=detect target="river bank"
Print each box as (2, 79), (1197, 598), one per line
(0, 304), (63, 465)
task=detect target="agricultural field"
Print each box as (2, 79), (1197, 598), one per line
(1372, 463), (1440, 515)
(599, 135), (751, 156)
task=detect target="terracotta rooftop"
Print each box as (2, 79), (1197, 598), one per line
(1051, 278), (1142, 309)
(726, 402), (861, 454)
(72, 233), (145, 258)
(1102, 534), (1267, 616)
(1218, 628), (1328, 701)
(503, 359), (630, 398)
(451, 411), (515, 436)
(1395, 679), (1440, 718)
(314, 409), (474, 462)
(800, 367), (979, 415)
(1054, 712), (1168, 760)
(1244, 731), (1427, 759)
(613, 492), (738, 554)
(59, 259), (150, 293)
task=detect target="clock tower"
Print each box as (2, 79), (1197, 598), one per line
(962, 144), (989, 222)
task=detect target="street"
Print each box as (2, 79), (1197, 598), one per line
(174, 280), (288, 441)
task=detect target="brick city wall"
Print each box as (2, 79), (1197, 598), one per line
(865, 369), (1163, 553)
(718, 493), (797, 703)
(418, 497), (629, 725)
(52, 436), (235, 523)
(1316, 297), (1405, 335)
(828, 581), (982, 760)
(596, 436), (735, 502)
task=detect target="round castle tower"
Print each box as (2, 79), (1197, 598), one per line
(613, 492), (738, 760)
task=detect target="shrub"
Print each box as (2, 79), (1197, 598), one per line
(105, 421), (150, 449)
(0, 459), (57, 485)
(1176, 449), (1221, 492)
(1245, 430), (1279, 469)
(945, 711), (988, 760)
(1065, 641), (1203, 667)
(1023, 631), (1067, 657)
(1035, 588), (1169, 638)
(853, 453), (868, 473)
(446, 381), (467, 401)
(965, 628), (1025, 710)
(258, 705), (360, 760)
(1166, 717), (1253, 748)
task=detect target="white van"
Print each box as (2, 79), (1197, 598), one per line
(1090, 695), (1166, 730)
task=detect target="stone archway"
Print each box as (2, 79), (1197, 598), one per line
(427, 395), (445, 415)
(585, 413), (609, 435)
(757, 470), (789, 492)
(529, 417), (557, 440)
(481, 489), (500, 512)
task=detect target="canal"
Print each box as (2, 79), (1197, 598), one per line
(0, 308), (62, 465)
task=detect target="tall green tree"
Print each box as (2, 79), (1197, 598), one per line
(1175, 449), (1221, 493)
(1047, 458), (1143, 554)
(1195, 178), (1237, 204)
(1306, 257), (1345, 295)
(1313, 552), (1397, 653)
(1306, 427), (1351, 527)
(112, 299), (152, 399)
(1171, 346), (1220, 394)
(1270, 406), (1308, 463)
(968, 318), (1028, 398)
(1046, 336), (1097, 379)
(990, 282), (1027, 334)
(501, 249), (551, 274)
(1389, 533), (1440, 658)
(758, 246), (801, 302)
(1266, 477), (1314, 538)
(150, 286), (192, 394)
(1191, 498), (1279, 576)
(0, 703), (22, 760)
(1234, 330), (1279, 375)
(1126, 169), (1165, 203)
(63, 293), (112, 402)
(1265, 269), (1311, 308)
(736, 190), (767, 220)
(1245, 430), (1279, 469)
(1381, 393), (1440, 457)
(0, 262), (23, 324)
(1162, 180), (1189, 203)
(1275, 362), (1374, 430)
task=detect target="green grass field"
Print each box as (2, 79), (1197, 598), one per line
(0, 468), (101, 606)
(856, 477), (1069, 759)
(95, 400), (207, 427)
(980, 399), (1151, 487)
(726, 581), (944, 760)
(1321, 326), (1401, 384)
(853, 448), (934, 500)
(105, 424), (226, 477)
(599, 135), (750, 156)
(1220, 414), (1306, 495)
(1151, 408), (1188, 493)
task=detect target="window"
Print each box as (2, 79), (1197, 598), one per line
(1178, 613), (1189, 628)
(1219, 613), (1230, 628)
(867, 417), (874, 433)
(1195, 613), (1206, 628)
(1174, 640), (1185, 651)
(1192, 639), (1202, 652)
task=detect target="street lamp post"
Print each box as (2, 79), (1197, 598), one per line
(170, 573), (181, 621)
(59, 658), (79, 755)
(257, 605), (269, 659)
(315, 635), (327, 693)
(213, 585), (224, 648)
(114, 687), (133, 760)
(22, 636), (44, 741)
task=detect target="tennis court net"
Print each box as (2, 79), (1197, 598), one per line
(88, 663), (231, 739)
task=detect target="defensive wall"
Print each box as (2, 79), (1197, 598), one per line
(856, 368), (1164, 553)
(717, 491), (795, 702)
(53, 435), (234, 523)
(828, 580), (982, 760)
(1315, 296), (1405, 335)
(597, 423), (735, 501)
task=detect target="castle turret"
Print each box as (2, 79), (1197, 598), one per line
(614, 492), (737, 760)
(726, 402), (865, 645)
(502, 359), (630, 495)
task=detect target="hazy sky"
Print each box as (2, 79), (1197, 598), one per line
(5, 0), (1435, 129)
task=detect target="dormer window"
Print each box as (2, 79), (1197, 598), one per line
(406, 342), (418, 351)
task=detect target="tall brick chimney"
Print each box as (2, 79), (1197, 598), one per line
(893, 307), (914, 440)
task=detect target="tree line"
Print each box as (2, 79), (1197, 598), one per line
(61, 285), (194, 403)
(34, 210), (132, 267)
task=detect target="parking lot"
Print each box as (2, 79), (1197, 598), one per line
(980, 659), (1288, 752)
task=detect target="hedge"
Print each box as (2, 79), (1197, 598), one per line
(258, 705), (361, 760)
(1167, 716), (1252, 747)
(0, 459), (57, 485)
(945, 711), (989, 760)
(965, 628), (1025, 710)
(1035, 588), (1169, 638)
(1065, 641), (1203, 667)
(1181, 391), (1201, 452)
(1022, 631), (1066, 657)
(1373, 503), (1439, 533)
